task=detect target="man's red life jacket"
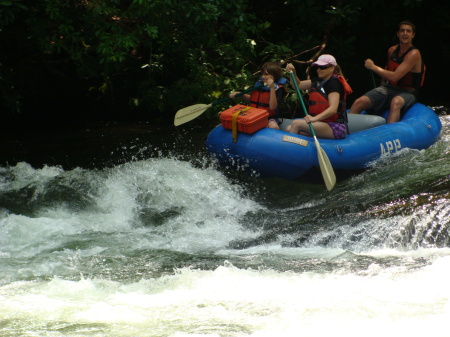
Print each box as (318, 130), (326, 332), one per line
(387, 45), (425, 92)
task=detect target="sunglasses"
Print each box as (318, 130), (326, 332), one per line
(316, 64), (333, 70)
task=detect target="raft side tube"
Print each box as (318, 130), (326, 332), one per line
(205, 103), (442, 180)
(347, 114), (386, 133)
(277, 114), (386, 133)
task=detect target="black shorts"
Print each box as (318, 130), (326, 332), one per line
(365, 84), (416, 115)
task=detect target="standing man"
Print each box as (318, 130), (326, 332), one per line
(348, 21), (424, 123)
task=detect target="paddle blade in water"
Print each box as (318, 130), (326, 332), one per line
(174, 104), (211, 126)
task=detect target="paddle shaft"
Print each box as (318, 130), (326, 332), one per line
(289, 72), (316, 137)
(369, 70), (376, 89)
(289, 71), (336, 191)
(212, 84), (264, 107)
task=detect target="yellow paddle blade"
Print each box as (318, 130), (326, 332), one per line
(314, 137), (336, 191)
(174, 104), (211, 126)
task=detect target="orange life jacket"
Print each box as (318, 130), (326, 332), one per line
(307, 75), (353, 123)
(387, 45), (425, 92)
(249, 78), (288, 117)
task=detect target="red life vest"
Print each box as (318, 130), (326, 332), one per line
(387, 45), (425, 92)
(308, 76), (353, 123)
(249, 78), (288, 117)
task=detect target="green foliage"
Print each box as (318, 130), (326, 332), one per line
(0, 0), (27, 28)
(0, 0), (450, 121)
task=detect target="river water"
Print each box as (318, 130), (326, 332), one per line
(1, 107), (450, 337)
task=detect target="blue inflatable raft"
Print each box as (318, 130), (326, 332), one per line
(206, 103), (442, 179)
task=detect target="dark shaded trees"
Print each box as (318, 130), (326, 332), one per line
(1, 0), (449, 124)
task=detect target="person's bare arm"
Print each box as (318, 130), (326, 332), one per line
(365, 48), (421, 82)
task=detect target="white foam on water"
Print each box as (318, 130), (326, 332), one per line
(0, 159), (263, 256)
(1, 138), (449, 337)
(0, 158), (267, 289)
(1, 252), (450, 336)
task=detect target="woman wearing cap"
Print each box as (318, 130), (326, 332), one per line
(286, 54), (353, 139)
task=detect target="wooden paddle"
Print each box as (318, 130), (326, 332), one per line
(174, 85), (263, 126)
(289, 71), (336, 191)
